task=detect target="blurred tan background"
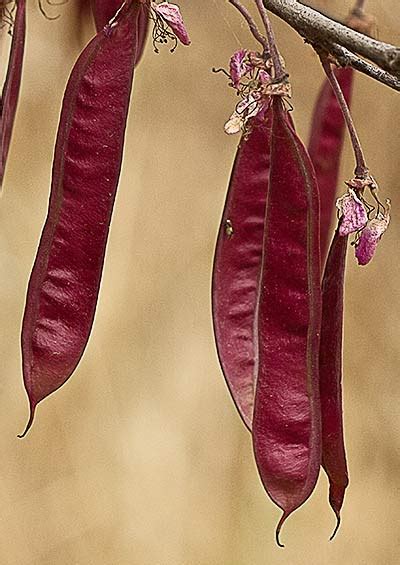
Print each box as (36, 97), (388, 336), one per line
(0, 1), (399, 563)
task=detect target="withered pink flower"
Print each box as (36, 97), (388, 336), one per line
(224, 92), (263, 135)
(229, 49), (249, 87)
(258, 69), (271, 84)
(336, 189), (368, 236)
(355, 204), (391, 265)
(151, 2), (191, 45)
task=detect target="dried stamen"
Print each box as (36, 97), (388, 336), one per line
(150, 10), (178, 53)
(1, 0), (16, 35)
(38, 0), (68, 21)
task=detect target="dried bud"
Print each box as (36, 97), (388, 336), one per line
(336, 189), (368, 236)
(151, 2), (191, 46)
(229, 49), (249, 87)
(355, 201), (391, 265)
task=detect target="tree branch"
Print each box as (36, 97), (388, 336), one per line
(262, 0), (400, 77)
(330, 43), (400, 92)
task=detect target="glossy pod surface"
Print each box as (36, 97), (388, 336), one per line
(212, 113), (272, 429)
(0, 0), (26, 188)
(91, 0), (124, 30)
(319, 228), (349, 537)
(20, 1), (141, 435)
(91, 0), (149, 64)
(309, 66), (353, 535)
(253, 98), (322, 545)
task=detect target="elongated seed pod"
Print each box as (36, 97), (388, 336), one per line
(0, 0), (26, 188)
(212, 113), (272, 429)
(252, 98), (322, 546)
(91, 0), (123, 30)
(91, 0), (149, 64)
(308, 67), (353, 263)
(319, 228), (349, 539)
(20, 0), (141, 436)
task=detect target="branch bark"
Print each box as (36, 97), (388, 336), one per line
(262, 0), (400, 77)
(329, 43), (400, 92)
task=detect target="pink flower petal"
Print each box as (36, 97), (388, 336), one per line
(355, 209), (390, 265)
(258, 70), (271, 84)
(229, 49), (248, 87)
(152, 2), (191, 45)
(336, 190), (368, 236)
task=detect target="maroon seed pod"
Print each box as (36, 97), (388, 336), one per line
(252, 97), (322, 546)
(319, 227), (349, 539)
(91, 0), (149, 64)
(0, 0), (26, 188)
(19, 0), (141, 436)
(212, 111), (273, 429)
(308, 67), (353, 264)
(91, 0), (123, 30)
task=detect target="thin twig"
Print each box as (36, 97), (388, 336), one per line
(321, 57), (368, 179)
(228, 0), (269, 52)
(329, 43), (400, 92)
(254, 0), (285, 80)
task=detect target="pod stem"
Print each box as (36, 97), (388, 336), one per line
(321, 57), (368, 179)
(254, 0), (285, 80)
(353, 0), (366, 14)
(228, 0), (269, 53)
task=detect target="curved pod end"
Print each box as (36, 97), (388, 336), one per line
(17, 401), (37, 438)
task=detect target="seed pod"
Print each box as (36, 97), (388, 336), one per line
(308, 67), (353, 263)
(319, 228), (349, 539)
(212, 112), (272, 429)
(91, 0), (149, 64)
(252, 98), (322, 546)
(0, 0), (26, 188)
(91, 0), (123, 30)
(20, 0), (141, 436)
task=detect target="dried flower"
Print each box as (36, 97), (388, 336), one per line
(336, 188), (368, 236)
(229, 49), (249, 87)
(151, 2), (190, 47)
(355, 201), (391, 265)
(224, 92), (263, 134)
(219, 48), (291, 135)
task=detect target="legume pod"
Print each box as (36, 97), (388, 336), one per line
(319, 228), (349, 538)
(309, 66), (353, 537)
(91, 0), (124, 30)
(0, 0), (26, 188)
(308, 67), (353, 263)
(91, 0), (149, 64)
(212, 113), (272, 429)
(253, 98), (322, 546)
(20, 0), (141, 436)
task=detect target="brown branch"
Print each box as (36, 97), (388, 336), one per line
(262, 0), (400, 76)
(329, 43), (400, 92)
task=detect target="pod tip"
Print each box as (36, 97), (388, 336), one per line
(275, 511), (288, 548)
(329, 513), (341, 541)
(17, 405), (36, 438)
